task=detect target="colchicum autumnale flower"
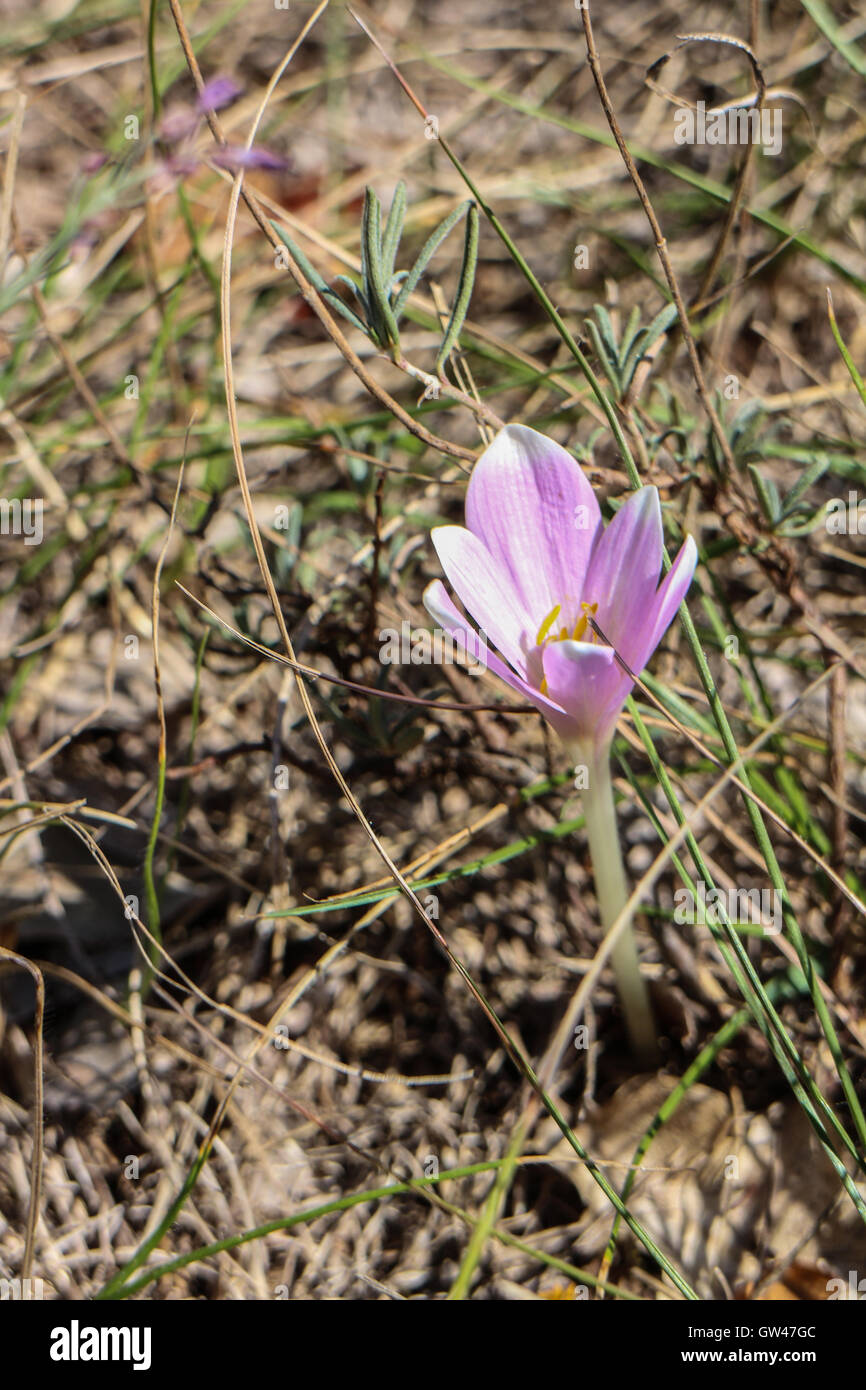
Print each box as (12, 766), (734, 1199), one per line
(423, 424), (696, 756)
(424, 424), (698, 1063)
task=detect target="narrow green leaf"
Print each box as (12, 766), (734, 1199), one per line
(331, 273), (368, 310)
(271, 222), (330, 293)
(101, 1160), (643, 1301)
(591, 304), (619, 364)
(827, 290), (866, 412)
(781, 508), (828, 537)
(382, 180), (407, 282)
(619, 328), (649, 391)
(358, 189), (372, 301)
(621, 302), (677, 390)
(435, 201), (479, 372)
(392, 201), (471, 321)
(584, 316), (621, 394)
(778, 455), (829, 521)
(362, 187), (401, 348)
(272, 224), (371, 335)
(800, 0), (866, 78)
(320, 288), (372, 336)
(747, 464), (781, 523)
(360, 189), (383, 343)
(619, 305), (642, 365)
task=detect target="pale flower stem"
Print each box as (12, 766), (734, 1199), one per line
(573, 742), (659, 1066)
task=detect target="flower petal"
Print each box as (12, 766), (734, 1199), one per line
(644, 535), (698, 659)
(585, 486), (663, 658)
(540, 639), (623, 744)
(423, 580), (568, 723)
(464, 424), (601, 623)
(430, 525), (536, 674)
(611, 533), (697, 682)
(197, 76), (242, 113)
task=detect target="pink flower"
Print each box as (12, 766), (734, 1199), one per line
(80, 152), (109, 175)
(424, 424), (697, 751)
(157, 105), (199, 143)
(196, 76), (242, 113)
(211, 145), (288, 172)
(157, 78), (241, 146)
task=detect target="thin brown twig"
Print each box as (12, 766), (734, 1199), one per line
(0, 90), (26, 272)
(644, 33), (772, 308)
(175, 581), (536, 715)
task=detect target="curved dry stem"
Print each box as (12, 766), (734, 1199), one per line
(580, 5), (740, 479)
(645, 30), (768, 305)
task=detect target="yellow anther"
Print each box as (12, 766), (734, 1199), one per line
(572, 600), (598, 642)
(536, 602), (600, 695)
(535, 604), (561, 646)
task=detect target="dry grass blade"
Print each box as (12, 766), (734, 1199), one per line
(0, 948), (44, 1279)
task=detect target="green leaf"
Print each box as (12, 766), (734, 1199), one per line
(778, 456), (829, 521)
(591, 304), (619, 365)
(747, 464), (781, 524)
(435, 202), (479, 372)
(382, 180), (407, 282)
(584, 316), (621, 394)
(827, 290), (866, 412)
(621, 302), (677, 391)
(320, 287), (372, 336)
(272, 224), (371, 336)
(362, 187), (401, 349)
(392, 201), (472, 322)
(619, 304), (642, 365)
(271, 222), (329, 293)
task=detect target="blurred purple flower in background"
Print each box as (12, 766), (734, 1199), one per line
(158, 75), (242, 145)
(211, 146), (288, 173)
(196, 75), (242, 113)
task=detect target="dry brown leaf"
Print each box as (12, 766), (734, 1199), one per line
(548, 1074), (866, 1298)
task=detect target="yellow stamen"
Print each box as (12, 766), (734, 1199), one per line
(536, 601), (601, 699)
(535, 604), (561, 646)
(572, 600), (598, 642)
